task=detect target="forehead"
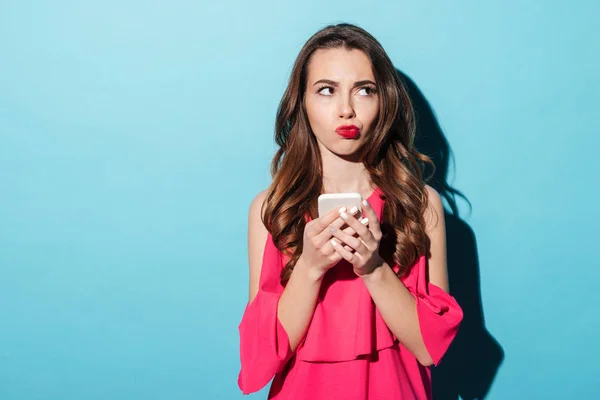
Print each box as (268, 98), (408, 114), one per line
(306, 48), (374, 83)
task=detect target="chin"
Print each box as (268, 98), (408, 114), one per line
(316, 136), (363, 157)
(330, 142), (363, 157)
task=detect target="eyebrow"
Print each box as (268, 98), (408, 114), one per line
(312, 79), (376, 87)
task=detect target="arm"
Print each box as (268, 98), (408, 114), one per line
(248, 190), (324, 351)
(247, 191), (332, 352)
(277, 257), (325, 351)
(239, 190), (347, 393)
(360, 186), (447, 365)
(361, 262), (433, 364)
(246, 190), (270, 303)
(239, 190), (296, 394)
(330, 185), (462, 366)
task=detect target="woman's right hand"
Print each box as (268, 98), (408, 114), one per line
(299, 207), (361, 278)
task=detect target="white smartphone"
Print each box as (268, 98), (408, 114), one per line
(317, 192), (363, 218)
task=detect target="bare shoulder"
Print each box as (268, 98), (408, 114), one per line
(248, 188), (269, 247)
(247, 189), (270, 302)
(423, 184), (444, 232)
(248, 189), (269, 223)
(423, 185), (449, 291)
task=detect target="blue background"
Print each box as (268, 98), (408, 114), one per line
(1, 1), (598, 399)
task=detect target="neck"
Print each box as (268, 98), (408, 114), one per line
(320, 146), (373, 196)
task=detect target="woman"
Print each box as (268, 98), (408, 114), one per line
(237, 23), (463, 399)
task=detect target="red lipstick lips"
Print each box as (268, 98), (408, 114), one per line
(335, 124), (360, 139)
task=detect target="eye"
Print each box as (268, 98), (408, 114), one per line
(317, 85), (333, 96)
(359, 86), (377, 96)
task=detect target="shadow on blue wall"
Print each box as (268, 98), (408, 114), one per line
(398, 70), (505, 399)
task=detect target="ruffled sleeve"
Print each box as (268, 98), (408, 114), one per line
(237, 232), (294, 394)
(400, 255), (464, 366)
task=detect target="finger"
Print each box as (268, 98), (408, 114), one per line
(331, 233), (358, 251)
(340, 207), (376, 248)
(321, 238), (346, 262)
(314, 207), (360, 246)
(343, 211), (369, 236)
(329, 248), (343, 264)
(306, 208), (342, 239)
(311, 208), (343, 232)
(318, 212), (362, 254)
(329, 223), (356, 247)
(329, 215), (362, 249)
(329, 225), (363, 251)
(332, 207), (360, 231)
(330, 239), (357, 263)
(361, 199), (382, 237)
(343, 225), (358, 237)
(332, 237), (357, 252)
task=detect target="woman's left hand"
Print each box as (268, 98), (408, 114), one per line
(328, 199), (385, 276)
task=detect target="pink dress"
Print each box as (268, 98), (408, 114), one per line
(238, 187), (463, 399)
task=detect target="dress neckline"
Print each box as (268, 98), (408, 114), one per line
(367, 186), (382, 202)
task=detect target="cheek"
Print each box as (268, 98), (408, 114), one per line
(306, 99), (331, 130)
(358, 101), (379, 127)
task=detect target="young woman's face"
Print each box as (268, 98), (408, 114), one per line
(304, 47), (379, 158)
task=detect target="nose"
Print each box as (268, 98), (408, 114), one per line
(338, 93), (356, 119)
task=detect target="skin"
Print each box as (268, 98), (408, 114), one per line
(247, 47), (450, 366)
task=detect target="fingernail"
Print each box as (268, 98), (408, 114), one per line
(360, 217), (369, 225)
(340, 212), (348, 220)
(362, 199), (369, 207)
(349, 206), (358, 215)
(329, 226), (337, 233)
(338, 206), (347, 214)
(330, 239), (338, 247)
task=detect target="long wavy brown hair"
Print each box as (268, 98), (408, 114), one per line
(262, 23), (435, 283)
